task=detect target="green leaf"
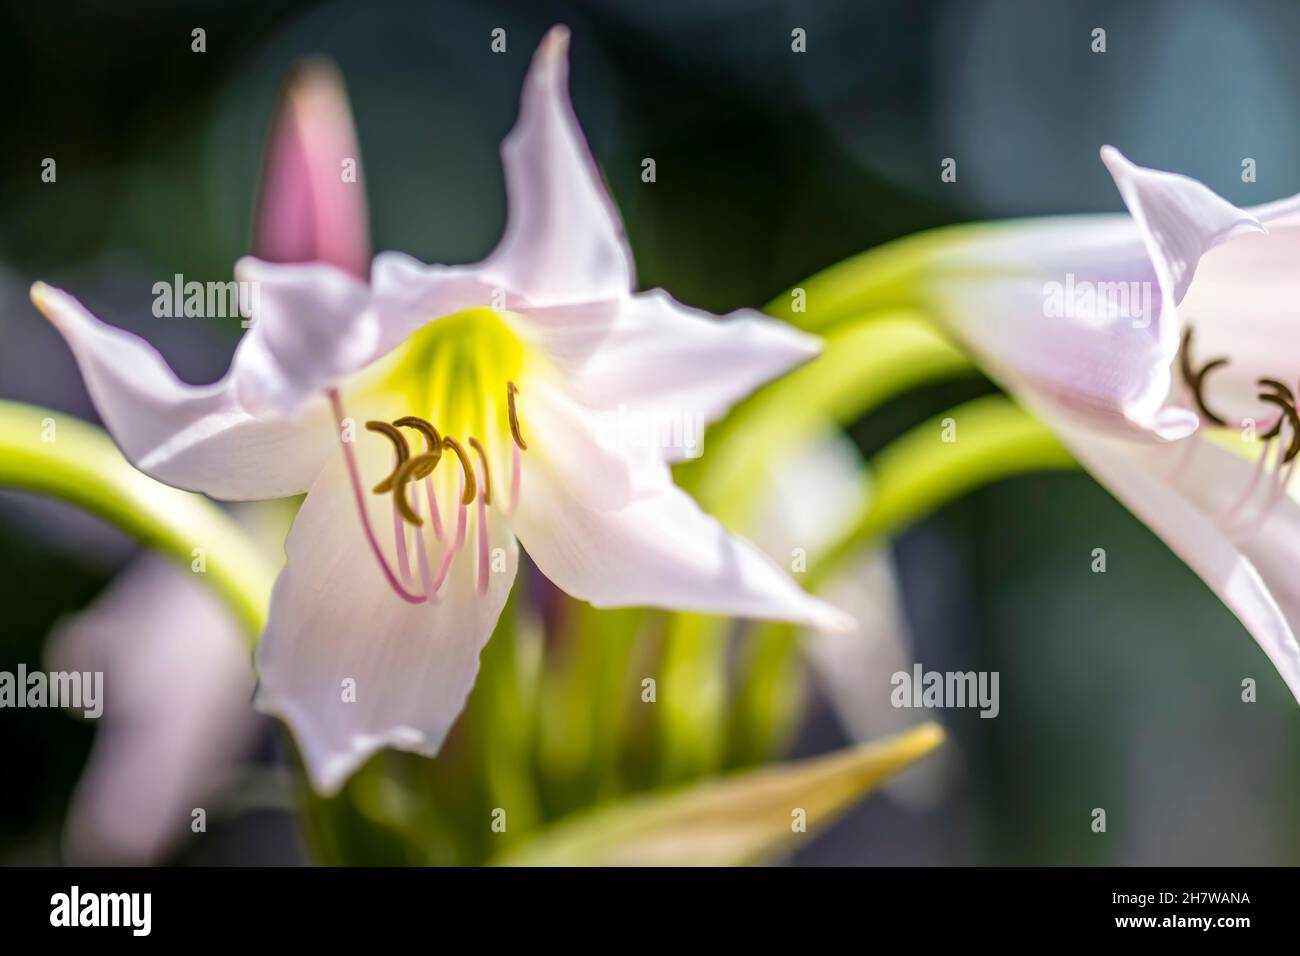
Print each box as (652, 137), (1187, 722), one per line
(491, 723), (945, 866)
(0, 401), (276, 637)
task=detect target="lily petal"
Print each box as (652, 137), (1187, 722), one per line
(31, 282), (332, 499)
(525, 289), (822, 430)
(512, 459), (853, 633)
(484, 25), (634, 305)
(1100, 146), (1263, 316)
(1041, 404), (1300, 704)
(254, 451), (518, 795)
(926, 150), (1269, 443)
(1175, 205), (1300, 423)
(252, 58), (370, 278)
(230, 257), (377, 417)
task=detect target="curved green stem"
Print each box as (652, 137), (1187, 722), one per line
(728, 396), (1077, 765)
(682, 309), (974, 517)
(764, 222), (997, 333)
(656, 312), (975, 785)
(0, 401), (275, 637)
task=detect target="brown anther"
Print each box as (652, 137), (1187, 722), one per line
(507, 381), (527, 450)
(1258, 391), (1300, 463)
(1257, 379), (1295, 440)
(441, 436), (477, 505)
(394, 415), (443, 477)
(367, 420), (410, 493)
(390, 452), (442, 526)
(1179, 328), (1230, 427)
(468, 437), (492, 505)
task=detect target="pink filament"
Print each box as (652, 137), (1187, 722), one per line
(509, 441), (521, 513)
(424, 475), (444, 541)
(329, 389), (426, 604)
(411, 494), (440, 606)
(476, 485), (490, 595)
(1218, 435), (1274, 529)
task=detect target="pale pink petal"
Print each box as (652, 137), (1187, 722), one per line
(522, 289), (821, 430)
(1101, 146), (1263, 319)
(523, 378), (648, 509)
(46, 557), (258, 864)
(32, 282), (332, 500)
(483, 25), (634, 306)
(925, 217), (1198, 442)
(511, 456), (853, 633)
(252, 58), (370, 278)
(254, 451), (518, 795)
(1176, 206), (1300, 424)
(230, 257), (377, 416)
(1041, 404), (1300, 704)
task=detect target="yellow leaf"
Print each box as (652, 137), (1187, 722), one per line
(493, 723), (944, 866)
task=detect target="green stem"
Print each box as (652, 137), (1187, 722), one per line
(656, 311), (975, 785)
(728, 396), (1077, 765)
(0, 401), (275, 637)
(764, 222), (991, 333)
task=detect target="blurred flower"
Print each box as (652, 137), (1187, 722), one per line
(45, 555), (257, 864)
(38, 57), (368, 862)
(252, 58), (370, 278)
(917, 147), (1300, 702)
(31, 26), (850, 795)
(757, 428), (952, 806)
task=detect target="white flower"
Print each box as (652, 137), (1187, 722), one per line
(919, 147), (1300, 703)
(31, 27), (850, 794)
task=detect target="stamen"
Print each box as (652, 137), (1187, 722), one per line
(507, 381), (528, 450)
(509, 441), (521, 514)
(1231, 423), (1297, 542)
(329, 390), (426, 605)
(441, 436), (478, 505)
(475, 473), (490, 595)
(1259, 391), (1300, 463)
(394, 416), (443, 477)
(1258, 379), (1294, 440)
(1179, 328), (1230, 427)
(409, 491), (440, 606)
(366, 420), (410, 493)
(423, 476), (444, 541)
(391, 452), (443, 526)
(468, 436), (492, 505)
(1218, 435), (1274, 528)
(391, 496), (413, 586)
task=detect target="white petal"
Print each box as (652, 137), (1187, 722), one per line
(1101, 146), (1263, 314)
(483, 26), (634, 305)
(1175, 205), (1300, 423)
(524, 290), (821, 433)
(925, 218), (1198, 442)
(512, 457), (853, 633)
(369, 250), (515, 349)
(231, 257), (378, 416)
(31, 282), (332, 499)
(46, 556), (257, 864)
(524, 378), (649, 509)
(1043, 406), (1300, 705)
(254, 451), (518, 795)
